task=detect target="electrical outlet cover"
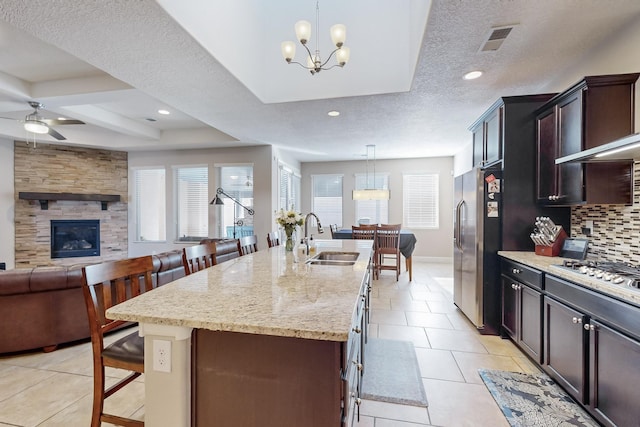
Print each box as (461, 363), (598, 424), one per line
(153, 339), (171, 373)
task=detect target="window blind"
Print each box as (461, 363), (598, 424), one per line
(176, 166), (208, 239)
(312, 174), (343, 227)
(403, 173), (439, 228)
(134, 168), (166, 241)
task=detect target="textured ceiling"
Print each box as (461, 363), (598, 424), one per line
(1, 0), (640, 162)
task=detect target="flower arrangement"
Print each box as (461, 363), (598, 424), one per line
(275, 208), (304, 250)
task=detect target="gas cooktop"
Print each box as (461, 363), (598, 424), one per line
(559, 260), (640, 289)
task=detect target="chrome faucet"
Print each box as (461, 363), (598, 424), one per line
(303, 212), (324, 254)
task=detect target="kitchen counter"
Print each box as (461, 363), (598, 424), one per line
(499, 251), (640, 306)
(106, 239), (373, 427)
(107, 239), (372, 341)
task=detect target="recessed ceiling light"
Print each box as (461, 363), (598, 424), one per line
(463, 71), (483, 80)
(328, 111), (340, 117)
(57, 117), (68, 121)
(158, 109), (170, 115)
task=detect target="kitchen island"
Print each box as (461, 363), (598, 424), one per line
(106, 239), (372, 427)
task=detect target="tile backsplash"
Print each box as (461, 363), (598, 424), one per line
(571, 162), (640, 263)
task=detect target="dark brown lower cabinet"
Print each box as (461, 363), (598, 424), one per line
(543, 296), (588, 403)
(588, 320), (640, 427)
(501, 275), (543, 363)
(192, 331), (343, 427)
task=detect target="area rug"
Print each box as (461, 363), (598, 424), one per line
(361, 338), (428, 407)
(478, 369), (599, 427)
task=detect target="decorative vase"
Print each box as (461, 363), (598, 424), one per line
(284, 227), (295, 251)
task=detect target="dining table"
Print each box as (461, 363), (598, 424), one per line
(332, 228), (417, 281)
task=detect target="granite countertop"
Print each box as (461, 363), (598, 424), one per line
(499, 251), (640, 306)
(107, 239), (372, 341)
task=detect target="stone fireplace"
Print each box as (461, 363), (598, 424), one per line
(51, 219), (101, 259)
(14, 142), (128, 268)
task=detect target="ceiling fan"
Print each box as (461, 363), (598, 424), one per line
(0, 101), (85, 140)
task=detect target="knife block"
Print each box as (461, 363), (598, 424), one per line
(535, 228), (567, 257)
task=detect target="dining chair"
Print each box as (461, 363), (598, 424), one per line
(267, 232), (280, 248)
(182, 242), (217, 275)
(351, 224), (376, 240)
(81, 256), (155, 427)
(375, 224), (402, 281)
(238, 235), (259, 255)
(329, 224), (338, 238)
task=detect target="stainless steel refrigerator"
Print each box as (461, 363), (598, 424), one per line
(453, 167), (502, 334)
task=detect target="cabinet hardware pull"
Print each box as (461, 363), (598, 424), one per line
(352, 327), (361, 334)
(511, 283), (517, 289)
(584, 324), (596, 331)
(512, 268), (521, 274)
(572, 317), (583, 324)
(352, 361), (363, 371)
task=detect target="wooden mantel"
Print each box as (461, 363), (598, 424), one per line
(18, 192), (121, 210)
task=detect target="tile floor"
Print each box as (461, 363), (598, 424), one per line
(0, 260), (541, 426)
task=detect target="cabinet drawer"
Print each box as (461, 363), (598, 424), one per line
(501, 259), (543, 290)
(546, 275), (640, 342)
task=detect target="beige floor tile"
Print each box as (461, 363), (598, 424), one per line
(406, 312), (454, 329)
(426, 299), (458, 314)
(414, 348), (464, 382)
(425, 328), (488, 353)
(390, 299), (430, 312)
(41, 378), (145, 426)
(353, 414), (375, 426)
(0, 372), (92, 427)
(0, 342), (89, 370)
(477, 334), (525, 357)
(367, 323), (379, 338)
(423, 378), (509, 427)
(513, 355), (543, 374)
(452, 351), (526, 384)
(410, 290), (449, 302)
(445, 310), (478, 331)
(377, 325), (431, 348)
(375, 419), (431, 427)
(359, 400), (430, 425)
(370, 297), (392, 310)
(370, 309), (407, 326)
(0, 365), (57, 401)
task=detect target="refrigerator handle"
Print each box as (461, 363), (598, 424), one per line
(455, 200), (464, 251)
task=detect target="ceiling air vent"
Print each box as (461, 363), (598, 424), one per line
(479, 25), (516, 52)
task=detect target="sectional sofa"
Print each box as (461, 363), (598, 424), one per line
(0, 239), (242, 354)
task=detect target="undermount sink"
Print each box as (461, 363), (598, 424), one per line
(305, 251), (359, 266)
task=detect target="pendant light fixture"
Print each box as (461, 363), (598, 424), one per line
(352, 145), (390, 200)
(280, 0), (350, 75)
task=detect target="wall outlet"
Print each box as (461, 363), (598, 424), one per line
(153, 339), (171, 373)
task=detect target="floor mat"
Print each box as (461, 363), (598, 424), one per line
(478, 369), (599, 427)
(361, 338), (428, 407)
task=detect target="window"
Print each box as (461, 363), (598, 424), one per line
(403, 173), (439, 228)
(279, 164), (301, 211)
(311, 174), (343, 227)
(219, 165), (254, 238)
(175, 166), (208, 240)
(133, 168), (166, 241)
(354, 173), (389, 225)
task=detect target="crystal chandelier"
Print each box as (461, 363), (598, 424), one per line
(280, 1), (350, 75)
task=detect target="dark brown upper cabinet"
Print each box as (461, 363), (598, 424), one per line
(471, 102), (503, 168)
(535, 73), (638, 206)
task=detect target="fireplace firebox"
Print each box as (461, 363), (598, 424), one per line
(51, 220), (100, 258)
